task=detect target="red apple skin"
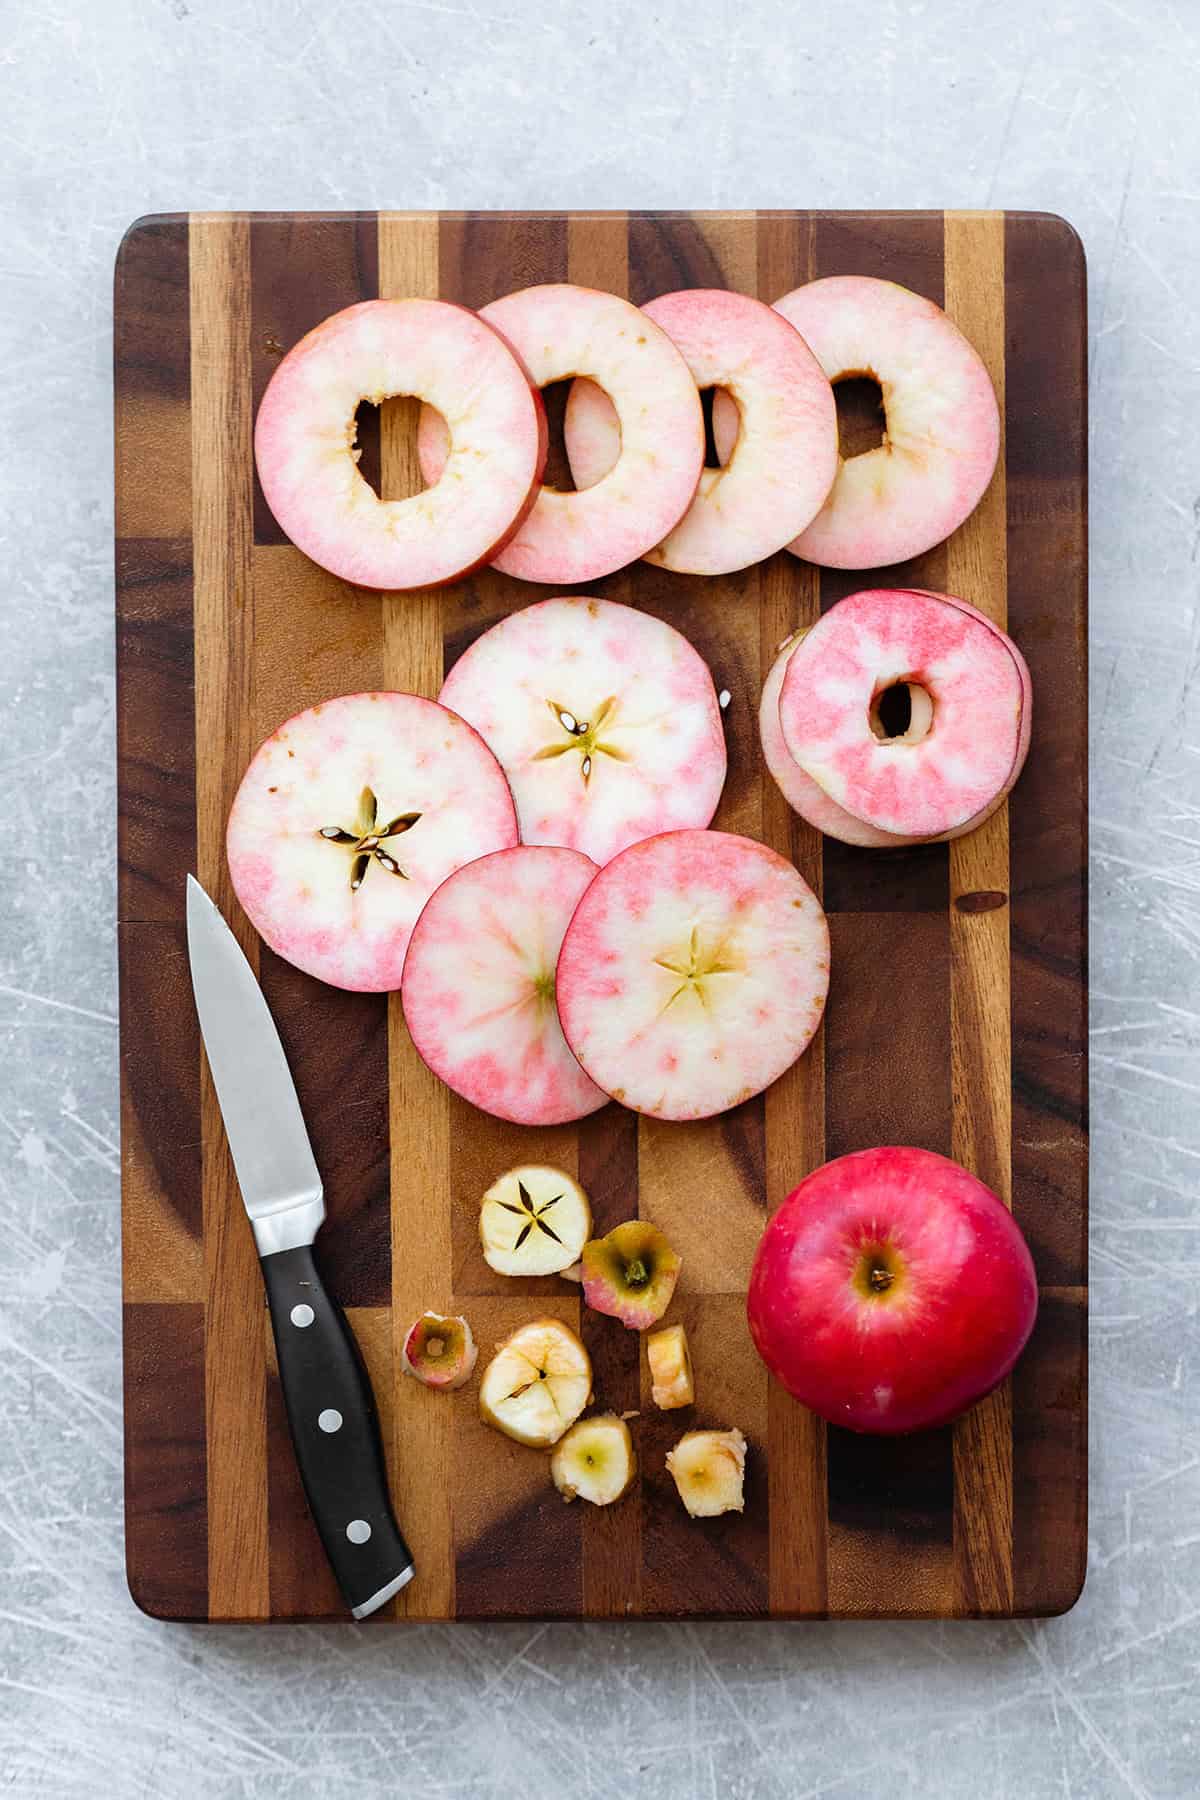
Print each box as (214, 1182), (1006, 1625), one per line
(747, 1147), (1037, 1434)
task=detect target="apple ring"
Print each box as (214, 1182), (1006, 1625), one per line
(777, 589), (1031, 841)
(418, 284), (704, 584)
(254, 299), (546, 591)
(713, 276), (999, 569)
(564, 288), (837, 575)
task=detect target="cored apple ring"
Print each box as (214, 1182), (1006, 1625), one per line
(254, 299), (546, 591)
(777, 588), (1031, 841)
(418, 284), (704, 584)
(564, 288), (837, 575)
(713, 276), (1000, 569)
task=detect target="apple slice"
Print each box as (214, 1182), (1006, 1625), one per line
(564, 288), (836, 574)
(438, 596), (727, 866)
(760, 630), (904, 848)
(647, 1322), (695, 1409)
(745, 277), (999, 569)
(226, 692), (518, 992)
(478, 1317), (592, 1447)
(777, 588), (1031, 841)
(556, 829), (829, 1121)
(418, 283), (704, 583)
(401, 845), (608, 1126)
(254, 298), (546, 590)
(479, 1165), (592, 1278)
(551, 1414), (637, 1505)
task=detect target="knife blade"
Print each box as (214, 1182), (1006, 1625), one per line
(186, 874), (414, 1620)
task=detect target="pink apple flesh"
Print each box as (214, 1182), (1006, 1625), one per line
(556, 829), (829, 1122)
(437, 596), (727, 867)
(401, 845), (608, 1126)
(253, 299), (546, 590)
(564, 288), (837, 575)
(760, 276), (1000, 569)
(747, 1146), (1038, 1434)
(226, 692), (518, 992)
(777, 587), (1030, 840)
(417, 283), (704, 584)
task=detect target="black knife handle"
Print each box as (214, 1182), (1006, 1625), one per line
(260, 1243), (414, 1618)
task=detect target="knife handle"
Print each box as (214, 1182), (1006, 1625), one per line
(260, 1243), (414, 1619)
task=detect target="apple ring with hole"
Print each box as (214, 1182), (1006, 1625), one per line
(711, 276), (999, 569)
(557, 829), (829, 1122)
(417, 284), (704, 584)
(776, 589), (1031, 842)
(563, 288), (837, 575)
(226, 692), (518, 992)
(402, 844), (609, 1127)
(254, 299), (546, 590)
(438, 596), (726, 866)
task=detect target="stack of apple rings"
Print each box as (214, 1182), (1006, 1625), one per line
(255, 276), (1000, 591)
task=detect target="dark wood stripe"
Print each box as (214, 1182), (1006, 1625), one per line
(119, 922), (204, 1290)
(115, 539), (196, 925)
(190, 212), (270, 1621)
(114, 216), (191, 541)
(123, 1302), (208, 1619)
(1004, 212), (1088, 1615)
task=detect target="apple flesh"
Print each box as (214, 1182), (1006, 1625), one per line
(226, 692), (518, 992)
(777, 588), (1031, 841)
(752, 276), (1000, 569)
(564, 288), (837, 575)
(438, 596), (727, 866)
(401, 844), (608, 1126)
(254, 298), (546, 590)
(418, 283), (704, 583)
(747, 1146), (1038, 1434)
(556, 828), (829, 1121)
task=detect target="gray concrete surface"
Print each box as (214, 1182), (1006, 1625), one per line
(2, 0), (1197, 1793)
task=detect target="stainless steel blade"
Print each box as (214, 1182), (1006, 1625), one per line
(186, 875), (325, 1255)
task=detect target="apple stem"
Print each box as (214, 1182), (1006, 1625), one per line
(869, 1265), (894, 1293)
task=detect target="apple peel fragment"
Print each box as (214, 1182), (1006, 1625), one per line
(581, 1221), (681, 1330)
(254, 298), (546, 590)
(438, 596), (727, 866)
(557, 828), (829, 1121)
(402, 845), (608, 1127)
(400, 1312), (478, 1390)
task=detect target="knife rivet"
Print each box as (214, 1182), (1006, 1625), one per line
(290, 1303), (315, 1328)
(318, 1409), (343, 1434)
(347, 1519), (372, 1544)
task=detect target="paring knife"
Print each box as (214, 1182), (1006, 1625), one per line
(186, 874), (414, 1620)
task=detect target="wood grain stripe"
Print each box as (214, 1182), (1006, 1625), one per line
(190, 212), (270, 1620)
(757, 209), (828, 1616)
(376, 211), (453, 1620)
(942, 210), (1015, 1616)
(815, 210), (957, 1620)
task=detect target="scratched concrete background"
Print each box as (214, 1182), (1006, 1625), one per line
(1, 0), (1196, 1793)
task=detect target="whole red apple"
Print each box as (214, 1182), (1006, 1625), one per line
(747, 1147), (1037, 1434)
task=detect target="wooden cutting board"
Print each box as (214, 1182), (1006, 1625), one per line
(115, 209), (1087, 1622)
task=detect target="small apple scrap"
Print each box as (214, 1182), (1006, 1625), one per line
(647, 1322), (694, 1409)
(666, 1428), (747, 1518)
(479, 1166), (592, 1278)
(551, 1414), (636, 1506)
(582, 1221), (681, 1330)
(478, 1317), (592, 1448)
(400, 1312), (478, 1390)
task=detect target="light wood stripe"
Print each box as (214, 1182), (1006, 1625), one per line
(758, 209), (828, 1617)
(943, 210), (1015, 1616)
(190, 213), (270, 1620)
(377, 212), (453, 1620)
